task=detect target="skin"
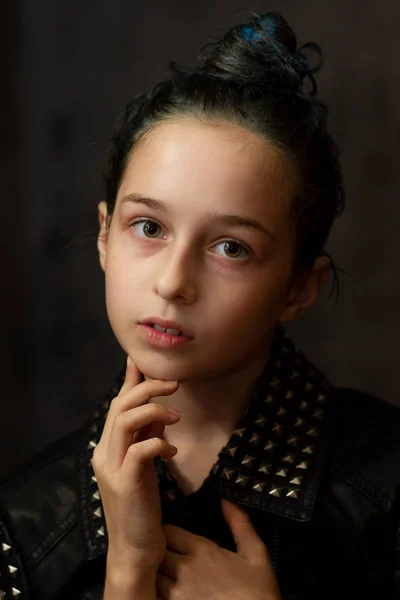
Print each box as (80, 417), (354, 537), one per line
(97, 117), (330, 447)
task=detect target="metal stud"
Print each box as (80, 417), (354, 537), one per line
(90, 474), (97, 484)
(277, 407), (287, 418)
(317, 393), (327, 404)
(272, 423), (283, 434)
(235, 474), (250, 487)
(91, 490), (101, 502)
(269, 487), (284, 497)
(166, 490), (177, 501)
(89, 423), (98, 434)
(269, 378), (281, 390)
(295, 417), (306, 428)
(227, 446), (238, 457)
(241, 454), (256, 467)
(290, 370), (301, 381)
(287, 435), (299, 446)
(264, 394), (276, 404)
(255, 415), (268, 427)
(258, 462), (272, 474)
(303, 445), (315, 454)
(1, 542), (11, 556)
(233, 427), (246, 437)
(8, 565), (18, 578)
(87, 439), (97, 450)
(95, 526), (105, 538)
(290, 476), (303, 485)
(212, 464), (219, 476)
(12, 589), (22, 598)
(93, 507), (103, 519)
(285, 390), (295, 400)
(297, 461), (309, 470)
(252, 481), (267, 493)
(286, 489), (300, 499)
(222, 467), (234, 480)
(305, 382), (315, 392)
(300, 400), (310, 410)
(312, 409), (324, 420)
(283, 454), (295, 463)
(249, 432), (261, 444)
(306, 427), (319, 438)
(264, 440), (276, 452)
(276, 468), (289, 478)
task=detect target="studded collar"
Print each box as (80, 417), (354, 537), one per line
(78, 329), (335, 560)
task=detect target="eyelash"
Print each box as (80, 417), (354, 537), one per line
(129, 218), (250, 260)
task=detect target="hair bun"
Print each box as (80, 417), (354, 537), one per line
(200, 12), (323, 96)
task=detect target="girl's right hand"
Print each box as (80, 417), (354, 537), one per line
(92, 356), (181, 572)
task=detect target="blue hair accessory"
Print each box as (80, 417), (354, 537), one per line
(241, 18), (277, 48)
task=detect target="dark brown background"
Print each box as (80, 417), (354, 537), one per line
(1, 1), (399, 480)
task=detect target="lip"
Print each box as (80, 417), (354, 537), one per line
(140, 317), (193, 338)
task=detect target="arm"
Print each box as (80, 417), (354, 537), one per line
(104, 557), (158, 600)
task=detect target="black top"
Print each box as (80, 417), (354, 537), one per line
(1, 329), (400, 599)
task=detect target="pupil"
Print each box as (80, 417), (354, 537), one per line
(225, 241), (240, 257)
(144, 222), (159, 237)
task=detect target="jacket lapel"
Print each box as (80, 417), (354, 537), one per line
(79, 329), (335, 560)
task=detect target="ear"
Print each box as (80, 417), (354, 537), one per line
(280, 256), (332, 324)
(97, 201), (109, 273)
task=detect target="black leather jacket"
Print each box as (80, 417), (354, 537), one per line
(1, 332), (400, 599)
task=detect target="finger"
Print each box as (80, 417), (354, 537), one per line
(106, 389), (179, 470)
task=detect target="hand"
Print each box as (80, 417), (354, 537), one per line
(92, 356), (182, 574)
(156, 498), (281, 600)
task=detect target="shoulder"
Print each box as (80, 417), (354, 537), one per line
(330, 386), (400, 510)
(0, 422), (89, 599)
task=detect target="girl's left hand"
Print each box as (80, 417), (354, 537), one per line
(156, 498), (281, 600)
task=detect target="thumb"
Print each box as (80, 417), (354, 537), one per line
(221, 498), (266, 561)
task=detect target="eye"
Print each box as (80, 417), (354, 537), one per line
(130, 219), (164, 239)
(214, 240), (249, 260)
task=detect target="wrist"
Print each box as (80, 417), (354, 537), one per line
(105, 561), (158, 599)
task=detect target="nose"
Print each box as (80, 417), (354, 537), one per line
(153, 241), (197, 304)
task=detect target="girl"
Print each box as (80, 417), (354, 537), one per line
(1, 11), (399, 600)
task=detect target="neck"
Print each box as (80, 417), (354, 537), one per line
(146, 344), (273, 445)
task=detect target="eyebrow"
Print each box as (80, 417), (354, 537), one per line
(120, 193), (276, 242)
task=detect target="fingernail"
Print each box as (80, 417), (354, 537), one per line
(168, 409), (181, 417)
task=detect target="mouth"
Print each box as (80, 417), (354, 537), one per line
(141, 317), (193, 339)
(148, 323), (183, 336)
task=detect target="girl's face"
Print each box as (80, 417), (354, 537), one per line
(98, 118), (327, 382)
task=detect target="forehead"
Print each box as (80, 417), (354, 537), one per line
(118, 118), (294, 221)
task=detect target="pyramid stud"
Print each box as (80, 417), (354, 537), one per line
(87, 439), (97, 450)
(89, 423), (98, 433)
(8, 565), (18, 578)
(290, 370), (301, 381)
(93, 507), (103, 519)
(297, 461), (309, 470)
(91, 490), (101, 502)
(11, 589), (22, 598)
(90, 474), (98, 484)
(285, 390), (295, 400)
(236, 474), (250, 487)
(303, 445), (315, 454)
(1, 542), (11, 556)
(249, 432), (261, 444)
(103, 399), (110, 409)
(166, 490), (177, 501)
(305, 382), (315, 392)
(93, 410), (100, 419)
(276, 468), (289, 478)
(306, 427), (319, 438)
(252, 481), (267, 492)
(272, 423), (283, 434)
(241, 454), (256, 467)
(233, 427), (246, 437)
(287, 435), (299, 446)
(313, 409), (324, 420)
(295, 417), (306, 428)
(269, 487), (284, 497)
(283, 454), (295, 463)
(300, 400), (310, 410)
(269, 378), (281, 390)
(258, 462), (272, 474)
(95, 526), (106, 538)
(264, 394), (276, 404)
(227, 446), (238, 457)
(255, 415), (268, 427)
(264, 440), (276, 452)
(317, 394), (327, 404)
(287, 489), (300, 499)
(290, 476), (303, 485)
(222, 467), (234, 480)
(277, 407), (287, 418)
(212, 464), (219, 475)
